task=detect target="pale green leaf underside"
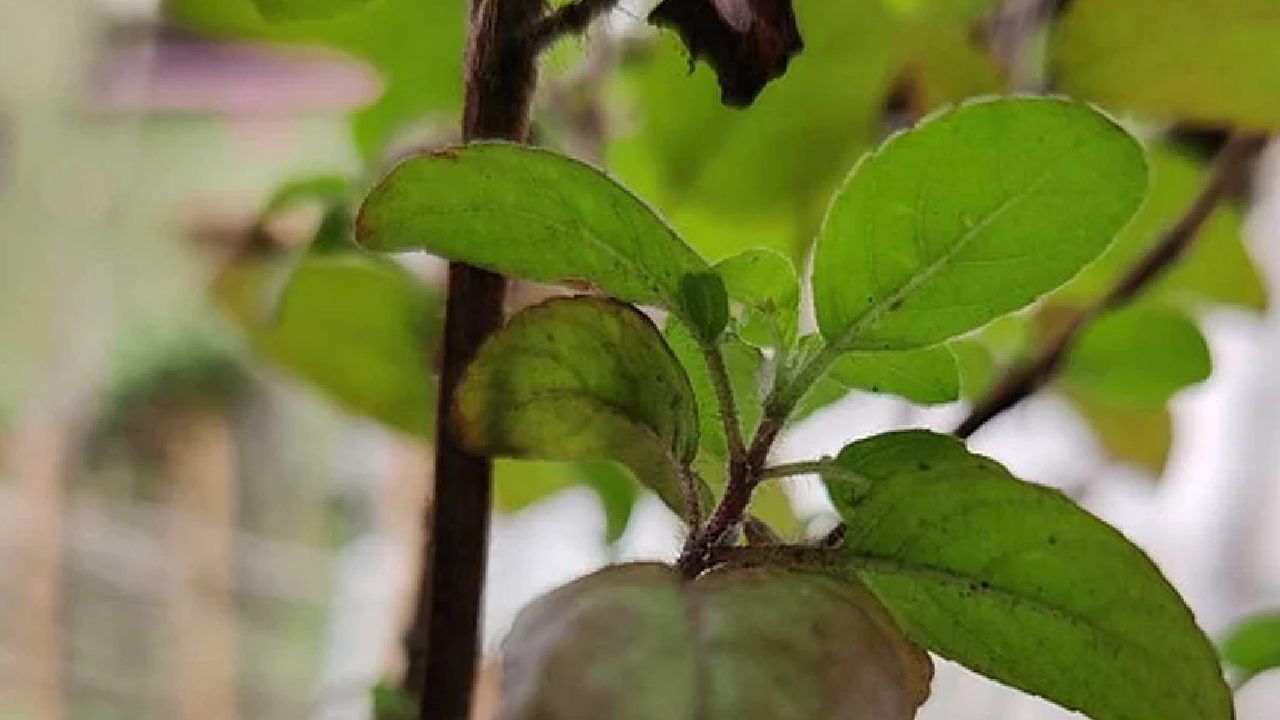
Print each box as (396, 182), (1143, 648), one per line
(357, 143), (716, 327)
(456, 297), (700, 515)
(714, 248), (800, 347)
(501, 563), (932, 720)
(814, 97), (1147, 351)
(826, 430), (1230, 720)
(1063, 306), (1211, 408)
(216, 254), (438, 437)
(1053, 0), (1280, 130)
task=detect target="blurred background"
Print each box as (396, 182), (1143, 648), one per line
(2, 0), (1279, 718)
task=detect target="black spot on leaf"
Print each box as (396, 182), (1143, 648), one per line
(648, 0), (803, 107)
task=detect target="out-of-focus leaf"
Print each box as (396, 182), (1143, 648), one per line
(494, 460), (583, 514)
(1221, 612), (1280, 679)
(825, 430), (1231, 720)
(745, 479), (800, 537)
(251, 0), (373, 22)
(715, 248), (799, 347)
(357, 144), (720, 331)
(1053, 0), (1280, 130)
(371, 682), (415, 720)
(1062, 307), (1211, 408)
(899, 17), (1003, 110)
(215, 254), (439, 437)
(501, 563), (933, 720)
(618, 0), (1004, 261)
(494, 459), (640, 544)
(456, 297), (702, 516)
(263, 174), (351, 214)
(813, 97), (1147, 351)
(617, 1), (900, 221)
(166, 0), (464, 158)
(1056, 147), (1267, 311)
(581, 461), (640, 545)
(1068, 392), (1173, 475)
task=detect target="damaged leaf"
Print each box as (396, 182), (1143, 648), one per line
(649, 0), (804, 106)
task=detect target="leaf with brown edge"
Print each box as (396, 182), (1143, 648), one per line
(649, 0), (803, 107)
(500, 563), (932, 720)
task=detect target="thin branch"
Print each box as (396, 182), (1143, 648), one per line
(705, 544), (840, 571)
(529, 0), (621, 53)
(761, 459), (833, 479)
(955, 132), (1268, 439)
(703, 344), (749, 472)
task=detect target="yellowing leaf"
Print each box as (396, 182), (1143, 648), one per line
(456, 297), (701, 515)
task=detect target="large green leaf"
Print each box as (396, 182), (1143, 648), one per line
(501, 563), (933, 720)
(166, 0), (464, 157)
(813, 97), (1147, 351)
(1062, 306), (1211, 408)
(1055, 147), (1267, 311)
(455, 297), (700, 515)
(357, 143), (721, 332)
(216, 254), (439, 437)
(1221, 611), (1280, 679)
(824, 430), (1230, 720)
(1053, 0), (1280, 130)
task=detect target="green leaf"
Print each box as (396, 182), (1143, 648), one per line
(714, 249), (800, 347)
(167, 0), (464, 158)
(1062, 307), (1211, 408)
(793, 342), (960, 420)
(813, 97), (1148, 351)
(679, 271), (730, 343)
(825, 430), (1231, 720)
(251, 0), (372, 22)
(501, 563), (933, 720)
(1053, 0), (1280, 130)
(456, 297), (701, 516)
(1068, 392), (1173, 475)
(581, 462), (640, 545)
(494, 460), (583, 514)
(215, 254), (439, 437)
(1055, 147), (1267, 311)
(949, 339), (997, 400)
(357, 143), (720, 330)
(371, 682), (415, 720)
(1221, 612), (1280, 678)
(263, 174), (351, 215)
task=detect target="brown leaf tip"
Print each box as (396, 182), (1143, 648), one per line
(649, 0), (803, 107)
